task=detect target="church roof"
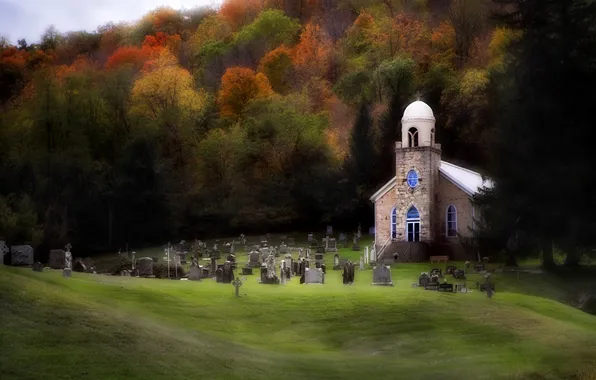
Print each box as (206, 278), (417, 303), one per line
(369, 160), (493, 202)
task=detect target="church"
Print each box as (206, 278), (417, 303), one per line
(370, 100), (492, 262)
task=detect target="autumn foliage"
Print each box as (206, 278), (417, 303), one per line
(219, 0), (263, 31)
(293, 22), (332, 79)
(218, 67), (273, 120)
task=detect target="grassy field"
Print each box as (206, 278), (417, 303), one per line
(2, 236), (596, 380)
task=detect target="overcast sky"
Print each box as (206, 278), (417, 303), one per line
(0, 0), (221, 44)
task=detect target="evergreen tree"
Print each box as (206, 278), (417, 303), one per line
(480, 0), (596, 267)
(343, 102), (377, 224)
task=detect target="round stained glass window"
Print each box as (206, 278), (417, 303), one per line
(407, 170), (418, 188)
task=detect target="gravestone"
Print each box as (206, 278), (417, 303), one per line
(201, 267), (210, 279)
(279, 244), (289, 254)
(11, 245), (34, 266)
(325, 238), (337, 253)
(261, 247), (271, 257)
(419, 273), (430, 287)
(233, 277), (242, 297)
(222, 261), (235, 284)
(0, 240), (8, 265)
(352, 235), (360, 251)
(137, 257), (154, 277)
(453, 269), (466, 279)
(430, 268), (442, 277)
(188, 265), (201, 281)
(260, 254), (280, 284)
(315, 253), (324, 265)
(359, 256), (364, 271)
(465, 261), (471, 269)
(222, 244), (232, 254)
(242, 267), (253, 275)
(342, 261), (355, 285)
(73, 259), (87, 273)
(333, 254), (340, 270)
(215, 268), (224, 283)
(248, 250), (261, 268)
(364, 246), (369, 264)
(308, 233), (314, 242)
(63, 247), (72, 278)
(211, 257), (217, 274)
(474, 263), (486, 272)
(446, 265), (457, 275)
(287, 238), (295, 246)
(32, 262), (43, 272)
(372, 265), (393, 286)
(339, 233), (347, 246)
(292, 261), (299, 275)
(438, 283), (454, 292)
(304, 267), (324, 284)
(177, 253), (187, 265)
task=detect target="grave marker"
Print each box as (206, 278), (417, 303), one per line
(233, 277), (242, 297)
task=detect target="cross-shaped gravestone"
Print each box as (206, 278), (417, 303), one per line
(233, 277), (242, 297)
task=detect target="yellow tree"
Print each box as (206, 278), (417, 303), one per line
(218, 67), (273, 121)
(130, 50), (208, 166)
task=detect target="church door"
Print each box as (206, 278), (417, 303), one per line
(406, 206), (420, 242)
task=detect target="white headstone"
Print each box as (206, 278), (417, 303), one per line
(364, 246), (369, 264)
(304, 267), (324, 284)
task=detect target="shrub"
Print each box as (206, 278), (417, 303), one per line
(152, 262), (186, 279)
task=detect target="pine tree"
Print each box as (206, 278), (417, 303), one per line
(343, 102), (377, 224)
(480, 0), (596, 267)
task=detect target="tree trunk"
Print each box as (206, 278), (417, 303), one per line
(108, 204), (113, 247)
(542, 241), (555, 269)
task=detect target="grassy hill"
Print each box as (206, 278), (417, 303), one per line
(2, 251), (596, 380)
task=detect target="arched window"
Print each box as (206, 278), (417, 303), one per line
(446, 205), (457, 237)
(431, 128), (435, 145)
(406, 205), (420, 242)
(408, 127), (418, 147)
(391, 207), (397, 239)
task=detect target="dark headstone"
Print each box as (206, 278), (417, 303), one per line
(418, 273), (430, 287)
(430, 268), (442, 277)
(188, 266), (201, 281)
(215, 268), (224, 283)
(32, 262), (43, 272)
(342, 261), (355, 285)
(446, 265), (457, 275)
(137, 257), (154, 277)
(438, 283), (454, 292)
(453, 269), (466, 279)
(372, 265), (393, 286)
(222, 261), (235, 284)
(474, 263), (486, 272)
(73, 259), (87, 273)
(242, 267), (253, 275)
(49, 249), (65, 269)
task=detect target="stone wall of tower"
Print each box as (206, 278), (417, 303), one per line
(394, 142), (442, 242)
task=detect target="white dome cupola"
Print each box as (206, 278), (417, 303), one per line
(401, 100), (436, 147)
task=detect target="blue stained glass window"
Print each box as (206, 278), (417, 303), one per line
(406, 206), (420, 220)
(407, 170), (418, 188)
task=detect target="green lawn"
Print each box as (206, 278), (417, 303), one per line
(2, 236), (596, 379)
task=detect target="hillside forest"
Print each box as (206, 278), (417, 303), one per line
(1, 0), (595, 266)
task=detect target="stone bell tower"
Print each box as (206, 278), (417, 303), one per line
(393, 100), (442, 242)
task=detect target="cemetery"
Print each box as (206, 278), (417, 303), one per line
(2, 231), (596, 380)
